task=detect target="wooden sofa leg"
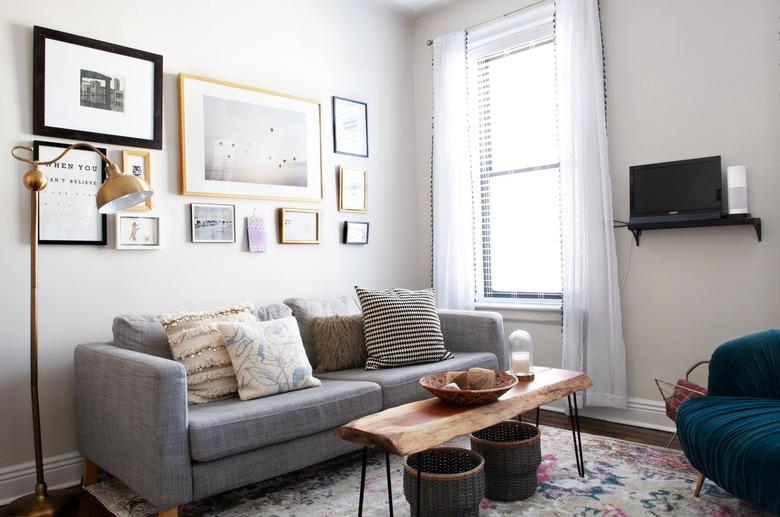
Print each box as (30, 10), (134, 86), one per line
(82, 458), (99, 487)
(694, 473), (705, 497)
(158, 509), (178, 517)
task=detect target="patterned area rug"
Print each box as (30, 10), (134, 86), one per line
(86, 425), (767, 516)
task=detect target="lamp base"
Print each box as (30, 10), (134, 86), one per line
(3, 489), (79, 517)
(515, 372), (535, 381)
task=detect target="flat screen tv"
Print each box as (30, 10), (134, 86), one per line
(629, 156), (722, 224)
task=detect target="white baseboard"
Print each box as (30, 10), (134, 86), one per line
(0, 451), (82, 505)
(540, 396), (676, 434)
(0, 398), (672, 505)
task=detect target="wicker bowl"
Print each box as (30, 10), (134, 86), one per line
(420, 371), (518, 405)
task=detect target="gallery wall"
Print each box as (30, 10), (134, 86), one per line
(0, 0), (417, 478)
(413, 0), (780, 409)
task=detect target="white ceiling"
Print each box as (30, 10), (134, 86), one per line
(379, 0), (454, 13)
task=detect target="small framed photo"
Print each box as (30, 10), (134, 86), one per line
(34, 140), (107, 245)
(279, 208), (320, 244)
(122, 150), (151, 211)
(332, 96), (368, 157)
(339, 165), (367, 213)
(33, 26), (163, 149)
(343, 221), (369, 245)
(115, 215), (160, 250)
(191, 203), (236, 243)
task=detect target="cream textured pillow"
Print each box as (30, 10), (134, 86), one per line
(312, 315), (367, 373)
(215, 317), (321, 401)
(160, 302), (256, 404)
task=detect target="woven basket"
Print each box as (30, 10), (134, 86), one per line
(403, 447), (485, 517)
(470, 420), (541, 501)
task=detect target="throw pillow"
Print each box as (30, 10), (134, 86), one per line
(355, 287), (453, 370)
(159, 302), (256, 404)
(215, 317), (321, 401)
(312, 315), (367, 373)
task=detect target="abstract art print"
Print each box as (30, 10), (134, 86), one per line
(115, 215), (160, 250)
(339, 165), (367, 213)
(33, 26), (163, 149)
(122, 149), (151, 211)
(191, 203), (236, 243)
(180, 74), (323, 201)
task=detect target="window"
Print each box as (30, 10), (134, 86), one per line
(467, 4), (561, 303)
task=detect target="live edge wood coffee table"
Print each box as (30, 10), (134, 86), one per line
(335, 366), (592, 516)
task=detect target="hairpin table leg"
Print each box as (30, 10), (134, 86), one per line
(416, 462), (422, 517)
(385, 452), (394, 517)
(358, 447), (367, 516)
(567, 393), (585, 477)
(536, 406), (541, 427)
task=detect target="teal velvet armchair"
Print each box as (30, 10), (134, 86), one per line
(677, 329), (780, 514)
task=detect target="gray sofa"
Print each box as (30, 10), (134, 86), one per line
(74, 296), (507, 515)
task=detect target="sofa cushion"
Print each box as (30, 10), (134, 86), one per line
(677, 396), (780, 514)
(312, 315), (367, 373)
(112, 303), (293, 359)
(188, 379), (381, 462)
(283, 296), (361, 366)
(317, 352), (497, 408)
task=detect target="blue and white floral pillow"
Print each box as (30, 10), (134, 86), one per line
(215, 317), (320, 401)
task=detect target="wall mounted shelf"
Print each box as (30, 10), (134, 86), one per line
(627, 217), (762, 246)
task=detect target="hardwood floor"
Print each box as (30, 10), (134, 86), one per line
(9, 411), (678, 517)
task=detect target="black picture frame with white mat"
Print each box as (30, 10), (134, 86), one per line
(343, 221), (369, 245)
(191, 203), (236, 243)
(115, 214), (160, 250)
(332, 96), (368, 157)
(33, 26), (163, 149)
(33, 140), (107, 245)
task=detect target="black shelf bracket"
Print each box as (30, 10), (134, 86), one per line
(627, 217), (762, 246)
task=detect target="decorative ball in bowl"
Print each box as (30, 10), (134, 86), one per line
(420, 371), (518, 405)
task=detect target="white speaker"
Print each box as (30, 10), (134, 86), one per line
(727, 165), (748, 215)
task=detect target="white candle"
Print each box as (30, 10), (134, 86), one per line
(512, 351), (531, 375)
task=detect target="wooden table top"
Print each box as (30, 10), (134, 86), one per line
(334, 366), (592, 456)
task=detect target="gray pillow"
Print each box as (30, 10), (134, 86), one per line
(113, 303), (294, 358)
(283, 296), (361, 366)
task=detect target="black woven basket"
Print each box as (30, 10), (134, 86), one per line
(470, 420), (541, 501)
(403, 447), (485, 517)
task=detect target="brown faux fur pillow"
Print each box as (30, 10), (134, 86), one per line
(312, 315), (367, 373)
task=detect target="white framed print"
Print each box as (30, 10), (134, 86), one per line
(34, 140), (107, 245)
(33, 26), (163, 149)
(122, 149), (152, 211)
(332, 96), (368, 157)
(191, 203), (236, 243)
(279, 208), (320, 244)
(179, 74), (323, 201)
(339, 165), (367, 213)
(115, 214), (160, 249)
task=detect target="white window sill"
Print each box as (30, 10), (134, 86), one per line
(475, 301), (562, 312)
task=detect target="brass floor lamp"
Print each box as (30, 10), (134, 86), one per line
(5, 143), (153, 517)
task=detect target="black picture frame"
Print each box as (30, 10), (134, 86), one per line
(190, 203), (237, 243)
(33, 26), (163, 149)
(343, 221), (369, 245)
(332, 96), (368, 158)
(33, 140), (107, 245)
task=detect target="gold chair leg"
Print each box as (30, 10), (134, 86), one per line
(82, 458), (99, 487)
(694, 473), (705, 497)
(158, 508), (178, 517)
(666, 431), (677, 448)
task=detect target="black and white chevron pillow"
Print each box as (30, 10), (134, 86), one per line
(355, 287), (453, 370)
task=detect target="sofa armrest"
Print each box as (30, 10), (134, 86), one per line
(74, 343), (192, 509)
(439, 310), (508, 369)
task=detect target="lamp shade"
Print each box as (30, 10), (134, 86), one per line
(97, 165), (153, 213)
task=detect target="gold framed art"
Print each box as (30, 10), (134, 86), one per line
(279, 208), (320, 244)
(122, 149), (152, 211)
(179, 73), (323, 202)
(338, 165), (367, 213)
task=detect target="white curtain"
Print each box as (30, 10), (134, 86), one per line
(432, 31), (475, 311)
(557, 0), (627, 408)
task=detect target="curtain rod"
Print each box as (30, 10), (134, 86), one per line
(425, 0), (550, 46)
